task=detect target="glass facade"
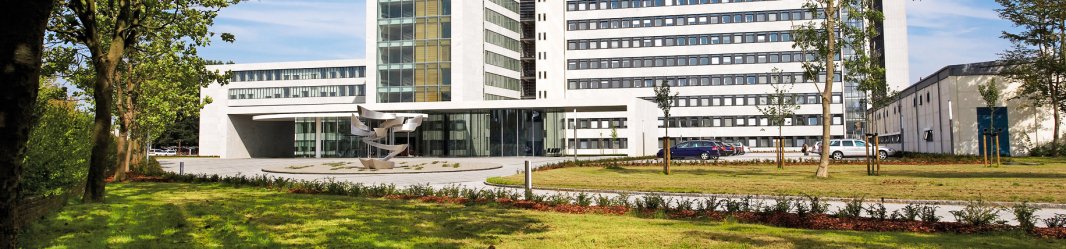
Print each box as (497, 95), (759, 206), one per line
(294, 109), (565, 157)
(230, 66), (364, 82)
(295, 117), (372, 158)
(228, 85), (365, 100)
(378, 0), (453, 103)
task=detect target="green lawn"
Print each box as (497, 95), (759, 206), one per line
(488, 163), (1066, 203)
(21, 183), (1062, 248)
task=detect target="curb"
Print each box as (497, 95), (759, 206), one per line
(482, 182), (1066, 209)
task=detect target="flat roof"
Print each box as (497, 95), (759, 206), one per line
(206, 59), (365, 72)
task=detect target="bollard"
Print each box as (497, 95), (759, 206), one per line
(180, 161), (184, 175)
(524, 160), (533, 200)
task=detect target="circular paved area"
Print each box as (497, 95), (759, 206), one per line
(261, 159), (502, 174)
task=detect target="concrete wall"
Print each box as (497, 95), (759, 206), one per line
(225, 115), (294, 158)
(870, 72), (1058, 156)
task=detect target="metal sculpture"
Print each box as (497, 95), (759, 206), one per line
(350, 106), (424, 169)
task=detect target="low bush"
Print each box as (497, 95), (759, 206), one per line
(1012, 202), (1040, 231)
(920, 205), (942, 223)
(866, 201), (889, 220)
(834, 197), (865, 218)
(1028, 142), (1066, 157)
(949, 200), (1004, 226)
(1045, 214), (1066, 228)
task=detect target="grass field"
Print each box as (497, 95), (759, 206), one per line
(488, 162), (1066, 203)
(21, 182), (1063, 248)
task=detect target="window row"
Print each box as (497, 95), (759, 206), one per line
(228, 85), (365, 100)
(638, 93), (843, 107)
(566, 8), (819, 31)
(378, 63), (452, 87)
(488, 0), (520, 13)
(485, 72), (521, 91)
(485, 29), (521, 53)
(377, 86), (452, 103)
(485, 8), (521, 33)
(565, 118), (629, 129)
(567, 51), (839, 70)
(379, 41), (452, 64)
(658, 114), (845, 128)
(485, 51), (521, 72)
(568, 138), (629, 150)
(229, 67), (365, 82)
(378, 0), (452, 19)
(378, 17), (452, 41)
(567, 0), (772, 11)
(662, 135), (843, 148)
(567, 71), (842, 90)
(568, 30), (794, 51)
(484, 93), (518, 100)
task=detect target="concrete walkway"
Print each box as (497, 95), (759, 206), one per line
(161, 156), (1066, 227)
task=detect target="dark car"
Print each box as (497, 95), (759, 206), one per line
(719, 142), (736, 156)
(656, 140), (722, 160)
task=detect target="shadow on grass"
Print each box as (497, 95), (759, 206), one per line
(884, 170), (1066, 179)
(21, 183), (547, 248)
(602, 167), (766, 176)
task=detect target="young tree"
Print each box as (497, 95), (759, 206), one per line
(0, 2), (57, 247)
(979, 79), (1002, 164)
(653, 81), (678, 175)
(609, 123), (619, 155)
(757, 69), (801, 169)
(793, 0), (884, 178)
(47, 0), (239, 201)
(997, 0), (1066, 155)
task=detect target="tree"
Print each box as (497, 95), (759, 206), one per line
(653, 81), (678, 175)
(112, 32), (228, 180)
(793, 0), (884, 178)
(997, 0), (1066, 156)
(609, 123), (619, 155)
(979, 79), (1002, 165)
(757, 69), (801, 169)
(47, 0), (239, 201)
(0, 1), (57, 247)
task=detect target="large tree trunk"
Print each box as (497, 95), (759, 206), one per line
(1052, 76), (1060, 156)
(816, 1), (837, 178)
(113, 126), (127, 181)
(84, 41), (127, 202)
(85, 67), (117, 202)
(0, 1), (56, 247)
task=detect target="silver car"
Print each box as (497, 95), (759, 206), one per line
(814, 139), (895, 160)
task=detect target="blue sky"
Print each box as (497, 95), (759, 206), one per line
(199, 0), (1017, 86)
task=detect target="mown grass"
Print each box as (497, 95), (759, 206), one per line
(21, 182), (1064, 248)
(488, 163), (1066, 203)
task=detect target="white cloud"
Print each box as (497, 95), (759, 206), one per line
(905, 0), (1013, 83)
(202, 0), (366, 62)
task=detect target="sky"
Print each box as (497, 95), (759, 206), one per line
(198, 0), (1018, 86)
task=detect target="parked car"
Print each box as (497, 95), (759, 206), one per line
(149, 149), (176, 156)
(656, 140), (722, 160)
(719, 142), (736, 156)
(814, 139), (895, 160)
(730, 143), (747, 155)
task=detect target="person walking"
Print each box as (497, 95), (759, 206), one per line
(801, 144), (809, 156)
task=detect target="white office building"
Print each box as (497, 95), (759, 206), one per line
(199, 0), (909, 158)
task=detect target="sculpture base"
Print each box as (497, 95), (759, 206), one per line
(359, 159), (395, 169)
